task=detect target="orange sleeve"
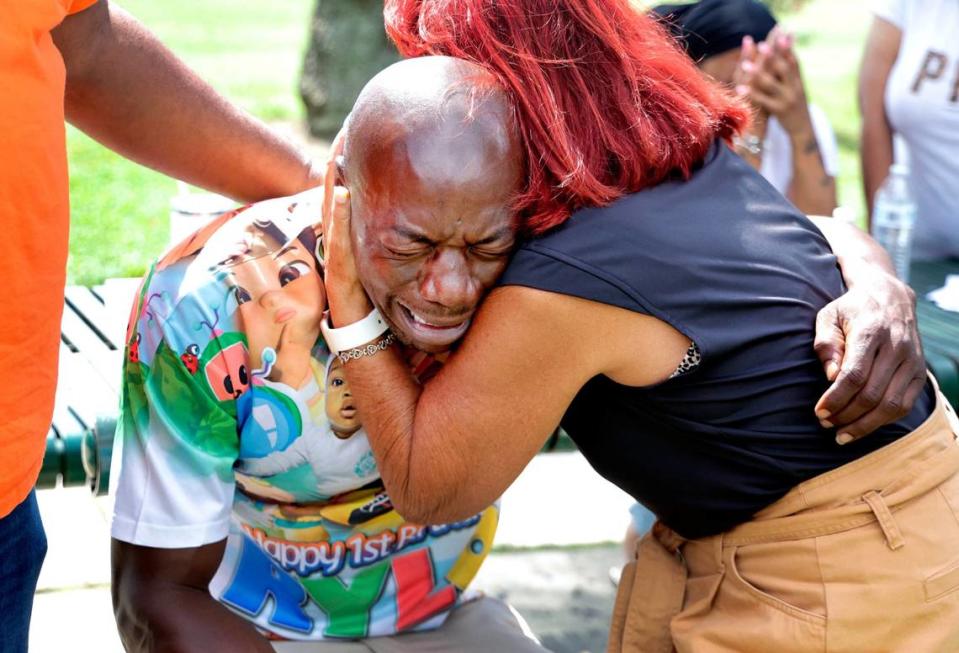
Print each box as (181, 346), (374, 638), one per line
(67, 0), (99, 14)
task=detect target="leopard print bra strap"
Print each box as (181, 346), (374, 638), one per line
(669, 341), (702, 379)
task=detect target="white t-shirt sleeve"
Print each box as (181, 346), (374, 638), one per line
(808, 104), (840, 179)
(872, 0), (907, 28)
(111, 274), (239, 549)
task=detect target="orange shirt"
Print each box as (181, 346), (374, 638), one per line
(0, 0), (99, 517)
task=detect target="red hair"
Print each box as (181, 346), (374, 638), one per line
(384, 0), (749, 234)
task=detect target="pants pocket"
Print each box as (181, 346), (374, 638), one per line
(815, 482), (959, 651)
(673, 543), (825, 653)
(926, 558), (959, 602)
(727, 543), (827, 627)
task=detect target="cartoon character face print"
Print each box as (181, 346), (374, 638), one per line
(326, 357), (361, 438)
(181, 343), (200, 375)
(217, 220), (326, 390)
(205, 340), (251, 401)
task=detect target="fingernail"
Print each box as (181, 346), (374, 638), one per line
(334, 187), (349, 204)
(743, 35), (754, 47)
(820, 419), (834, 429)
(815, 408), (831, 420)
(836, 433), (853, 445)
(825, 361), (840, 381)
(758, 41), (771, 55)
(741, 60), (756, 72)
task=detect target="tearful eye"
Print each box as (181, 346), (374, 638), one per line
(234, 286), (252, 305)
(279, 260), (312, 287)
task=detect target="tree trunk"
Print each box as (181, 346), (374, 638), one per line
(299, 0), (401, 138)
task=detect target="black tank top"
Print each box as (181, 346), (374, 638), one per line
(500, 142), (934, 538)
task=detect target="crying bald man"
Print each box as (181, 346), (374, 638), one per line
(110, 57), (547, 653)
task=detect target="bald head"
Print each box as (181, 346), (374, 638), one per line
(342, 56), (518, 204)
(340, 56), (524, 353)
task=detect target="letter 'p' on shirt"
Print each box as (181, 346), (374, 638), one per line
(873, 0), (959, 260)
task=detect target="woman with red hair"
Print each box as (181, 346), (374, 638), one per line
(323, 1), (959, 650)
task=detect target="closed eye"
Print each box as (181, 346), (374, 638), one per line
(385, 247), (428, 259)
(469, 246), (512, 259)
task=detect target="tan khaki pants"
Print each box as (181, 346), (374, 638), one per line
(610, 389), (959, 653)
(272, 595), (547, 652)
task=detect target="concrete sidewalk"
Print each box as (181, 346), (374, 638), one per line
(30, 452), (632, 652)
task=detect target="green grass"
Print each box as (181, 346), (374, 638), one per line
(67, 0), (872, 284)
(66, 0), (315, 285)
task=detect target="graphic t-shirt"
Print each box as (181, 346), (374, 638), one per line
(111, 191), (497, 641)
(873, 0), (959, 259)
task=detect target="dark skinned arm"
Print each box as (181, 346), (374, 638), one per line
(810, 217), (926, 444)
(52, 1), (320, 203)
(859, 17), (902, 227)
(112, 539), (274, 653)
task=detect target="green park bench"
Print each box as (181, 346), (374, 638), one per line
(38, 261), (959, 493)
(39, 279), (139, 494)
(910, 260), (959, 404)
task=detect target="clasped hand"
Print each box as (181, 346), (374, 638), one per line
(735, 27), (812, 137)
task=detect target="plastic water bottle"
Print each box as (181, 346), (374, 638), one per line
(871, 163), (917, 283)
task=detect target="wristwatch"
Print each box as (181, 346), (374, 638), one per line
(321, 308), (390, 355)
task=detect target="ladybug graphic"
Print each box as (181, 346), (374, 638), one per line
(128, 332), (141, 364)
(181, 343), (200, 375)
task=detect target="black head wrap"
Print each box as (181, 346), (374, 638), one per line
(652, 0), (777, 63)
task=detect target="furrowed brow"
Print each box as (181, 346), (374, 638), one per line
(392, 226), (437, 245)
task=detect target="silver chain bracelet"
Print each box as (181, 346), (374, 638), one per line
(337, 332), (396, 364)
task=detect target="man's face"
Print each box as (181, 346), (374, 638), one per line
(347, 123), (522, 353)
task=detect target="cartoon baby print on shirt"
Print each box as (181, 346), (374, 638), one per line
(237, 355), (379, 499)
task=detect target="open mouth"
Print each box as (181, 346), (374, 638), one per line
(340, 405), (357, 419)
(395, 301), (472, 349)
